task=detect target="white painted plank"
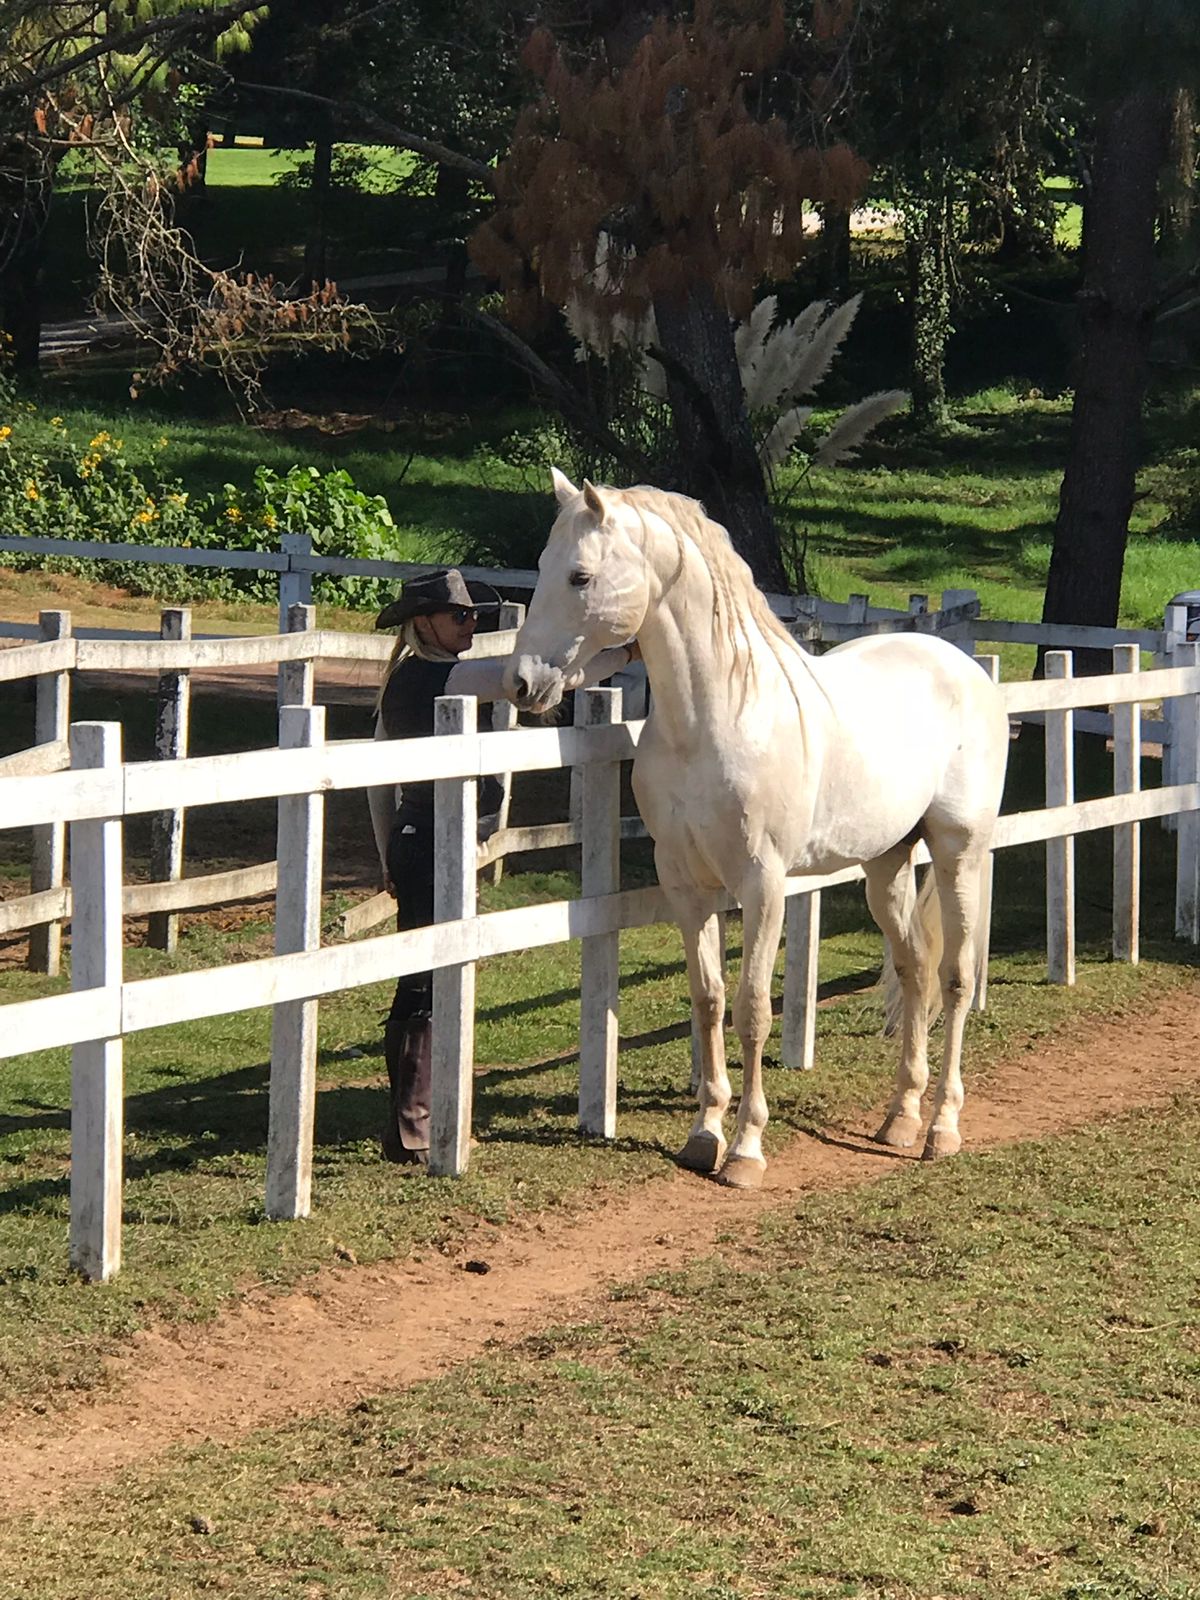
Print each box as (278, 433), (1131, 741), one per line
(0, 885), (70, 936)
(1045, 652), (1075, 986)
(430, 696), (478, 1178)
(973, 655), (1000, 1012)
(67, 722), (124, 1283)
(781, 890), (820, 1071)
(266, 706), (325, 1221)
(0, 637), (76, 684)
(579, 688), (622, 1138)
(278, 603), (315, 711)
(147, 608), (192, 954)
(0, 738), (69, 779)
(1111, 644), (1141, 964)
(1175, 644), (1200, 942)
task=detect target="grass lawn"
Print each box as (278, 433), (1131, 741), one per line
(3, 1093), (1199, 1596)
(1, 687), (1198, 1405)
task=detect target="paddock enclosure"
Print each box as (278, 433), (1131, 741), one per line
(3, 539), (1200, 1281)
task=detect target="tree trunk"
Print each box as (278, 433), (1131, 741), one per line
(905, 186), (953, 428)
(304, 125), (334, 287)
(435, 163), (471, 303)
(0, 164), (50, 372)
(817, 203), (851, 298)
(1160, 85), (1195, 256)
(1041, 91), (1171, 663)
(651, 285), (790, 593)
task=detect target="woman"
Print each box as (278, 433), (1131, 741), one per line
(370, 567), (638, 1165)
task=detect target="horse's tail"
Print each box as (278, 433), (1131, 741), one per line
(880, 865), (944, 1038)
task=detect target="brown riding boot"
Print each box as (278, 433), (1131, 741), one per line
(382, 1015), (432, 1165)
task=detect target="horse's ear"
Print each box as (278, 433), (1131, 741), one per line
(551, 466), (579, 508)
(582, 480), (608, 522)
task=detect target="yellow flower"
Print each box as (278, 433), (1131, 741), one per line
(134, 508), (157, 525)
(24, 481), (39, 501)
(0, 425), (12, 440)
(88, 431), (110, 449)
(156, 436), (169, 448)
(167, 492), (187, 505)
(261, 510), (277, 529)
(49, 416), (63, 427)
(225, 506), (242, 522)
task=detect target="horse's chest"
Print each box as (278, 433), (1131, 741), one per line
(632, 736), (781, 864)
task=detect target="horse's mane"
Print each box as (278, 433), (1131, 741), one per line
(616, 484), (815, 700)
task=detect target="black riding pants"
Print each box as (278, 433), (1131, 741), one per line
(386, 819), (435, 1022)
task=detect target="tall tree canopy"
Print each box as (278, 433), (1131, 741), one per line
(471, 0), (870, 590)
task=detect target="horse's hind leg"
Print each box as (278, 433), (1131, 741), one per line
(719, 873), (787, 1190)
(923, 838), (987, 1160)
(670, 886), (732, 1175)
(864, 845), (930, 1149)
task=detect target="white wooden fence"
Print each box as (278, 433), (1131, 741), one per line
(3, 636), (1200, 1279)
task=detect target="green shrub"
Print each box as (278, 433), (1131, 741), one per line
(0, 388), (397, 611)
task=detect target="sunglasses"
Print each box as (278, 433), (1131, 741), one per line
(447, 607), (478, 625)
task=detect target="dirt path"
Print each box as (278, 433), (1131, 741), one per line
(4, 986), (1200, 1521)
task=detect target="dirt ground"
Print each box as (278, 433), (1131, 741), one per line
(4, 983), (1200, 1522)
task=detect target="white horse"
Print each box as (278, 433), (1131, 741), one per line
(505, 472), (1010, 1189)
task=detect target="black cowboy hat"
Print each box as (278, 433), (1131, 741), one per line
(373, 568), (502, 631)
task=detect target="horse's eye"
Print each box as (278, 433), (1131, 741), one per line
(569, 570), (591, 589)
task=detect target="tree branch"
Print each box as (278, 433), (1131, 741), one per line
(467, 309), (646, 476)
(0, 1), (261, 113)
(234, 81), (496, 191)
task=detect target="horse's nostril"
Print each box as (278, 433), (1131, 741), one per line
(513, 673), (528, 699)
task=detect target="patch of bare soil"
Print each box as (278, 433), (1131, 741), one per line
(3, 985), (1200, 1521)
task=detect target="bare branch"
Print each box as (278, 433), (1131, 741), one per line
(235, 80), (496, 190)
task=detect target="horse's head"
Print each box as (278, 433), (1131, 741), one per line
(505, 468), (650, 714)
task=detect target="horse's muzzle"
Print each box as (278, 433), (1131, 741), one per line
(506, 656), (565, 714)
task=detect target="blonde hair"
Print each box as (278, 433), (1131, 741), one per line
(375, 616), (458, 712)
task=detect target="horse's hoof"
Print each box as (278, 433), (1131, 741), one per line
(715, 1155), (766, 1190)
(874, 1112), (922, 1149)
(676, 1132), (726, 1175)
(921, 1127), (962, 1161)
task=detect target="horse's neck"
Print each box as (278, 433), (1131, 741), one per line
(638, 536), (810, 747)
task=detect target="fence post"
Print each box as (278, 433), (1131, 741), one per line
(1161, 596), (1190, 826)
(847, 593), (869, 627)
(1174, 642), (1200, 942)
(29, 608), (72, 974)
(68, 721), (124, 1283)
(579, 686), (622, 1137)
(265, 704), (326, 1220)
(941, 588), (978, 656)
(781, 889), (820, 1070)
(973, 653), (1000, 1011)
(908, 593), (929, 618)
(429, 695), (478, 1177)
(1111, 644), (1141, 963)
(489, 601), (524, 886)
(278, 531), (314, 635)
(147, 607), (192, 953)
(1045, 650), (1075, 985)
(279, 600), (316, 710)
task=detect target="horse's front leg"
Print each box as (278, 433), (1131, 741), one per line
(864, 845), (930, 1150)
(720, 872), (787, 1190)
(924, 841), (987, 1160)
(668, 885), (732, 1176)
